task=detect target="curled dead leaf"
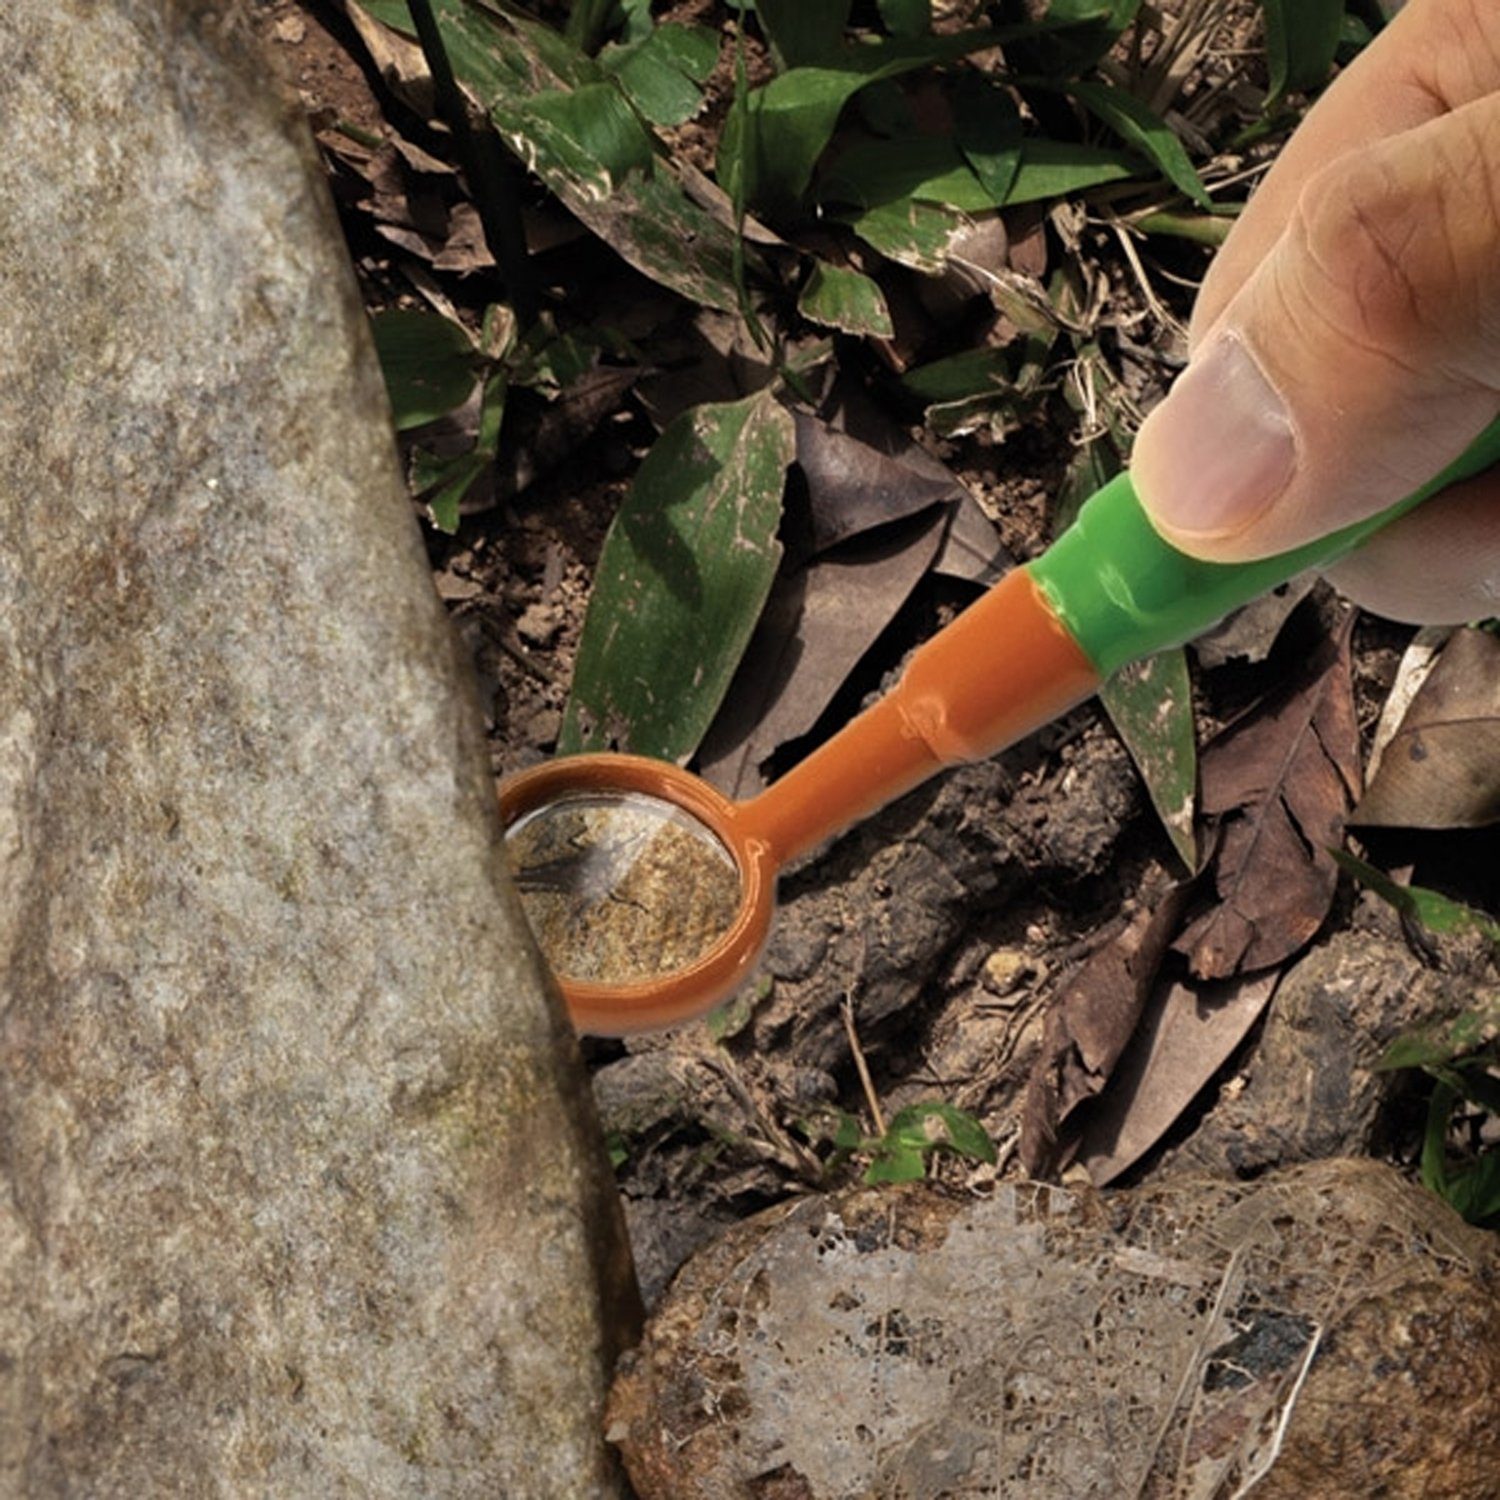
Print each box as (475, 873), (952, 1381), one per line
(1175, 612), (1359, 980)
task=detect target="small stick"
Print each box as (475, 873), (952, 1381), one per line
(842, 994), (886, 1139)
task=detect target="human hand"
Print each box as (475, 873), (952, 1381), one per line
(1130, 0), (1500, 624)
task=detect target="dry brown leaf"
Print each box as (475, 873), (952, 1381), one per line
(1353, 626), (1500, 830)
(1176, 612), (1359, 980)
(696, 507), (950, 797)
(1019, 883), (1192, 1178)
(1076, 970), (1281, 1186)
(697, 412), (984, 794)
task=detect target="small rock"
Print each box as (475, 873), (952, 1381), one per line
(981, 946), (1030, 995)
(516, 601), (561, 646)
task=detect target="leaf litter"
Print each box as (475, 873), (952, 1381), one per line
(252, 0), (1500, 1328)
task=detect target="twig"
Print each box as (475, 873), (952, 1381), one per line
(1226, 1324), (1323, 1499)
(842, 994), (886, 1139)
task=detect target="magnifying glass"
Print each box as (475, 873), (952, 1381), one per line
(502, 420), (1500, 1035)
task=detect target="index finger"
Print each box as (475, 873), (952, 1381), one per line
(1192, 0), (1500, 345)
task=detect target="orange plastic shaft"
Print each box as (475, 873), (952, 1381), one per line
(737, 566), (1101, 865)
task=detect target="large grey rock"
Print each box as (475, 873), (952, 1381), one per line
(0, 2), (636, 1493)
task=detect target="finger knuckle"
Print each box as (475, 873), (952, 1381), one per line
(1293, 152), (1431, 358)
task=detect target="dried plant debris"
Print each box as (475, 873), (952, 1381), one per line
(609, 1161), (1500, 1500)
(1354, 625), (1500, 830)
(1019, 881), (1191, 1177)
(1077, 968), (1281, 1186)
(1176, 610), (1360, 980)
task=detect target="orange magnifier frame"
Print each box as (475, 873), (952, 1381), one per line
(499, 568), (1100, 1035)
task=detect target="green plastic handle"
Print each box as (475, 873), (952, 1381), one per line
(1031, 414), (1500, 676)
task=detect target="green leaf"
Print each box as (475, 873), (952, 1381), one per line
(900, 347), (1014, 406)
(1101, 652), (1198, 870)
(600, 23), (719, 126)
(514, 80), (658, 188)
(823, 135), (1143, 217)
(843, 197), (968, 272)
(370, 310), (478, 430)
(409, 370), (507, 532)
(356, 0), (414, 29)
(718, 31), (1008, 213)
(1376, 993), (1500, 1073)
(1421, 1079), (1500, 1226)
(863, 1142), (929, 1183)
(754, 0), (852, 66)
(953, 73), (1022, 206)
(1332, 849), (1500, 946)
(863, 1102), (996, 1183)
(797, 260), (894, 337)
(434, 0), (750, 311)
(1067, 80), (1211, 208)
(1006, 0), (1141, 76)
(1261, 0), (1343, 106)
(877, 0), (930, 38)
(560, 391), (796, 759)
(1009, 138), (1145, 203)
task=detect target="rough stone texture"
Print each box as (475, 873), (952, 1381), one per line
(1165, 904), (1485, 1177)
(0, 3), (636, 1494)
(610, 1160), (1500, 1499)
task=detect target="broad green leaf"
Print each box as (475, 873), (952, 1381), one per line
(822, 135), (1143, 216)
(433, 0), (750, 310)
(754, 0), (852, 66)
(846, 197), (971, 272)
(410, 370), (507, 532)
(797, 260), (894, 337)
(600, 23), (719, 126)
(1101, 652), (1198, 870)
(560, 391), (796, 759)
(1068, 80), (1211, 207)
(953, 73), (1022, 206)
(417, 451), (486, 534)
(1443, 1151), (1500, 1226)
(900, 347), (1013, 406)
(1378, 994), (1500, 1073)
(718, 31), (1012, 213)
(1008, 139), (1145, 203)
(863, 1142), (929, 1183)
(1421, 1079), (1500, 1226)
(370, 310), (477, 429)
(895, 1102), (996, 1164)
(864, 1102), (996, 1183)
(1261, 0), (1343, 105)
(647, 21), (720, 81)
(877, 0), (930, 38)
(356, 0), (414, 28)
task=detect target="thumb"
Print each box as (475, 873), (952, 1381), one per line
(1132, 93), (1500, 565)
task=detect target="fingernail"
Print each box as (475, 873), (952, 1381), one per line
(1136, 334), (1296, 537)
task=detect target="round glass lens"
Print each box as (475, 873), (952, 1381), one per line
(503, 791), (745, 985)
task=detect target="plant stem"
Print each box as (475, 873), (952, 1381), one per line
(407, 0), (539, 328)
